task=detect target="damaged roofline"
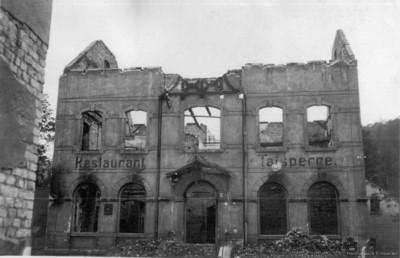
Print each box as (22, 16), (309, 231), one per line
(62, 30), (356, 77)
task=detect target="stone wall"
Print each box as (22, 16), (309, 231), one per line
(0, 1), (52, 254)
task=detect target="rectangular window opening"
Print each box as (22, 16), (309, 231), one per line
(125, 111), (147, 151)
(81, 111), (102, 151)
(184, 106), (221, 151)
(259, 107), (283, 147)
(307, 106), (332, 147)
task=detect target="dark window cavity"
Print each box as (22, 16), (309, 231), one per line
(81, 110), (102, 151)
(307, 105), (332, 147)
(184, 106), (220, 151)
(119, 183), (146, 233)
(370, 194), (380, 214)
(125, 110), (147, 150)
(259, 183), (287, 234)
(73, 183), (101, 232)
(185, 181), (217, 243)
(308, 182), (339, 235)
(259, 107), (283, 147)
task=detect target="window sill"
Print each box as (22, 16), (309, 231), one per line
(255, 145), (287, 153)
(70, 232), (99, 237)
(182, 148), (224, 153)
(76, 150), (103, 155)
(304, 146), (336, 152)
(117, 233), (146, 237)
(369, 212), (381, 216)
(119, 148), (148, 154)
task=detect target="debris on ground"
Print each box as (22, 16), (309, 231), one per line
(232, 229), (347, 258)
(105, 229), (351, 257)
(105, 239), (216, 257)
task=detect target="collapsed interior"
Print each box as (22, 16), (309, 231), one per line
(125, 110), (147, 150)
(184, 106), (221, 151)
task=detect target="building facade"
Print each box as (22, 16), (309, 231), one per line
(366, 181), (399, 251)
(46, 30), (368, 251)
(0, 0), (52, 254)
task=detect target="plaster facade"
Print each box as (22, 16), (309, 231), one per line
(46, 30), (367, 251)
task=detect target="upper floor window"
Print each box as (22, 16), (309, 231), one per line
(73, 183), (100, 232)
(307, 105), (332, 147)
(81, 110), (102, 151)
(184, 106), (220, 151)
(125, 110), (147, 151)
(259, 107), (283, 147)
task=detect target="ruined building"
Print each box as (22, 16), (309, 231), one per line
(0, 0), (52, 254)
(46, 30), (368, 251)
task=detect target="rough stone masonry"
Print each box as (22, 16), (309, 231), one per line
(0, 0), (52, 254)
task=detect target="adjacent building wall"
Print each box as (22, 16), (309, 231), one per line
(0, 0), (52, 254)
(366, 182), (399, 251)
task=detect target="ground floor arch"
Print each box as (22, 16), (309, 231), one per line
(184, 180), (217, 243)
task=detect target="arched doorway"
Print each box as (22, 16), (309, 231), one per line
(259, 182), (288, 235)
(118, 183), (146, 233)
(308, 182), (339, 235)
(185, 181), (217, 243)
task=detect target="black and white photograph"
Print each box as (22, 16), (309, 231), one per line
(0, 0), (399, 257)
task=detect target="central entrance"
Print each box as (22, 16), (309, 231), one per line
(185, 180), (217, 243)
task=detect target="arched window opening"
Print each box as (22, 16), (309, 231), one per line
(81, 110), (102, 151)
(308, 182), (339, 235)
(259, 107), (283, 147)
(184, 106), (220, 151)
(119, 183), (146, 233)
(259, 183), (287, 234)
(370, 194), (380, 214)
(73, 183), (100, 232)
(125, 110), (147, 150)
(307, 105), (332, 147)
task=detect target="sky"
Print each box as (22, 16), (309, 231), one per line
(44, 0), (400, 125)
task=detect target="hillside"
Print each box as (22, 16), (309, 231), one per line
(363, 118), (400, 196)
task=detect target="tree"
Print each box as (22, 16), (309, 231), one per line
(36, 94), (55, 186)
(363, 118), (400, 196)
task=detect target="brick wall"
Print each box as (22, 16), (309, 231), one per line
(0, 5), (50, 254)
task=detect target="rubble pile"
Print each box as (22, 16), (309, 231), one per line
(106, 239), (160, 257)
(105, 239), (216, 257)
(270, 229), (343, 253)
(158, 242), (216, 257)
(233, 229), (346, 258)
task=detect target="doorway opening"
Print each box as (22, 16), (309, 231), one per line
(185, 181), (217, 243)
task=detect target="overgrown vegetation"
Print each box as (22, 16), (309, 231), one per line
(363, 118), (399, 196)
(36, 94), (55, 187)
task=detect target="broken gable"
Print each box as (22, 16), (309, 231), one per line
(331, 29), (355, 63)
(64, 40), (118, 73)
